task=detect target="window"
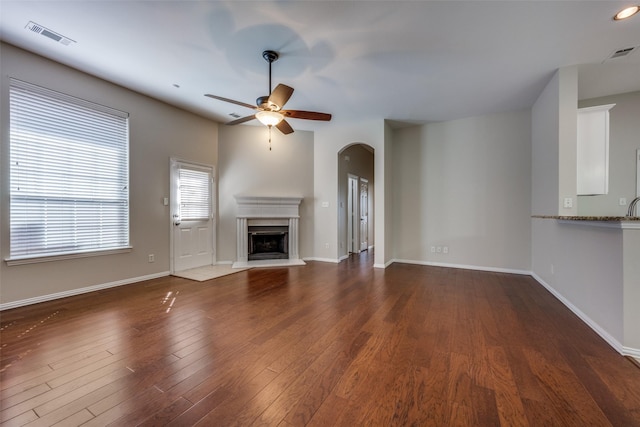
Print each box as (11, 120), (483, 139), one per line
(8, 79), (130, 263)
(178, 167), (212, 221)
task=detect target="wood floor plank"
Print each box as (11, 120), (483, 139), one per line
(1, 252), (639, 426)
(0, 409), (39, 426)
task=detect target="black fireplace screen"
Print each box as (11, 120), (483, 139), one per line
(248, 226), (289, 260)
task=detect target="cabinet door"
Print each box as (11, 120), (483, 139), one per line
(577, 104), (615, 195)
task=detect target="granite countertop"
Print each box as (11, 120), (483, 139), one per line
(532, 215), (640, 221)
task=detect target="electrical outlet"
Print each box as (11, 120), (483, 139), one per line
(431, 246), (436, 253)
(620, 197), (627, 206)
(148, 254), (155, 263)
(443, 246), (449, 254)
(563, 197), (573, 208)
(436, 246), (442, 253)
(325, 243), (330, 248)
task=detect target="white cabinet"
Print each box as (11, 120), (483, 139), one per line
(577, 104), (615, 195)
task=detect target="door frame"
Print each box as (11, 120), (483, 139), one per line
(359, 177), (369, 251)
(347, 173), (359, 254)
(169, 158), (216, 273)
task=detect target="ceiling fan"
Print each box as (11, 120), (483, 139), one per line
(205, 50), (331, 135)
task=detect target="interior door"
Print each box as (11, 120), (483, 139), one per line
(348, 174), (359, 253)
(359, 178), (368, 251)
(170, 159), (215, 272)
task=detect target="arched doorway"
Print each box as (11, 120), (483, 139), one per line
(337, 143), (374, 261)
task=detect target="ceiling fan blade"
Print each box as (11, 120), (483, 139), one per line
(205, 94), (257, 110)
(275, 119), (294, 135)
(282, 110), (332, 121)
(269, 84), (294, 109)
(226, 114), (256, 125)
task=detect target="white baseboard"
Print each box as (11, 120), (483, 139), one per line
(391, 259), (531, 275)
(623, 346), (640, 359)
(373, 258), (394, 269)
(0, 271), (170, 311)
(530, 273), (640, 357)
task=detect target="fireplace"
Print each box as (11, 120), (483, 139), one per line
(248, 225), (288, 260)
(232, 196), (305, 268)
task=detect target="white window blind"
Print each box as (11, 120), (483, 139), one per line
(9, 79), (130, 261)
(179, 167), (211, 221)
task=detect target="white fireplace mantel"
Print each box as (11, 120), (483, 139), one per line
(233, 196), (305, 268)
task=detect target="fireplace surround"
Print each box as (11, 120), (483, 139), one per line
(232, 196), (305, 268)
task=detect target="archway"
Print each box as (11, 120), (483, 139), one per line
(337, 143), (374, 261)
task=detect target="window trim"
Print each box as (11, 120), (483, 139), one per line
(5, 247), (133, 266)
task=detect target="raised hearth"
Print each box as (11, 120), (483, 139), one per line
(232, 196), (305, 268)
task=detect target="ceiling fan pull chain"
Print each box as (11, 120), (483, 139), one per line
(268, 125), (272, 151)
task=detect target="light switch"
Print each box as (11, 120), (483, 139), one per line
(163, 197), (169, 206)
(321, 201), (329, 208)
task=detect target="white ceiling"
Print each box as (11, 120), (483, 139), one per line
(1, 1), (639, 131)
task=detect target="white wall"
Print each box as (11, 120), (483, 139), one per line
(532, 220), (624, 346)
(391, 110), (532, 272)
(0, 43), (218, 306)
(623, 229), (640, 351)
(578, 91), (640, 216)
(217, 124), (314, 262)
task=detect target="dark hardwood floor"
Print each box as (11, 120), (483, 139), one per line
(1, 252), (639, 426)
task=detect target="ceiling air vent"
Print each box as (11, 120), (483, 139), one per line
(25, 21), (75, 46)
(229, 113), (241, 119)
(604, 46), (637, 62)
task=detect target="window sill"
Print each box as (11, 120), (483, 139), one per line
(5, 247), (133, 266)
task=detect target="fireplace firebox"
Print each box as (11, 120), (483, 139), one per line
(248, 226), (289, 260)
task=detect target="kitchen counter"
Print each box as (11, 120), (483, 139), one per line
(532, 215), (640, 230)
(532, 215), (640, 221)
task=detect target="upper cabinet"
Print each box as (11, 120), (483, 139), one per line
(577, 104), (615, 195)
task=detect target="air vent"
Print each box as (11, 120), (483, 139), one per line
(604, 46), (637, 62)
(229, 113), (241, 118)
(25, 21), (75, 46)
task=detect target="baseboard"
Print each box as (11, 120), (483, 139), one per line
(373, 258), (394, 269)
(391, 259), (531, 275)
(0, 271), (170, 311)
(623, 346), (640, 359)
(530, 272), (634, 356)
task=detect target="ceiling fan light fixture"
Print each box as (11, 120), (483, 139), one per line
(256, 110), (284, 127)
(614, 5), (639, 20)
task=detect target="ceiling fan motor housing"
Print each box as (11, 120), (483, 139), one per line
(257, 95), (280, 111)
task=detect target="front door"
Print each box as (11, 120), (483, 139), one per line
(170, 159), (215, 272)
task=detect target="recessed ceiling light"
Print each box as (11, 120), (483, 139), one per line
(614, 5), (639, 20)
